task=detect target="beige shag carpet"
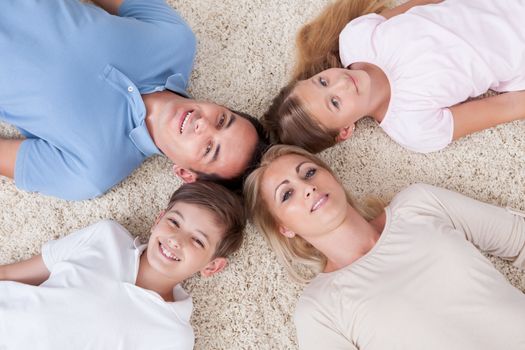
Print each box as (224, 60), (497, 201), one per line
(1, 1), (525, 348)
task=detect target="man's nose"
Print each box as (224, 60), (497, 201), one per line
(194, 117), (210, 134)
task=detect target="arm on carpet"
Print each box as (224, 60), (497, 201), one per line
(0, 138), (23, 179)
(0, 255), (50, 285)
(380, 0), (443, 19)
(451, 90), (525, 140)
(91, 0), (124, 15)
(420, 184), (525, 270)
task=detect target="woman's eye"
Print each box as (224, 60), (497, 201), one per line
(282, 190), (293, 202)
(305, 168), (317, 179)
(168, 219), (180, 228)
(331, 97), (340, 109)
(218, 114), (226, 128)
(319, 77), (328, 87)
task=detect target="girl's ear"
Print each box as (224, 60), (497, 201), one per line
(335, 124), (355, 142)
(278, 226), (296, 238)
(200, 257), (228, 277)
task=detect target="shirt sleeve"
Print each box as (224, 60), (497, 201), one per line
(294, 298), (358, 350)
(14, 138), (108, 200)
(41, 222), (102, 271)
(118, 0), (187, 26)
(380, 108), (454, 153)
(411, 184), (525, 269)
(339, 13), (386, 68)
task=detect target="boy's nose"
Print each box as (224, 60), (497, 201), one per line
(168, 237), (181, 249)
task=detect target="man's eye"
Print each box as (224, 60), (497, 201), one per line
(282, 190), (293, 202)
(319, 77), (328, 87)
(204, 142), (212, 155)
(305, 168), (317, 179)
(331, 97), (340, 108)
(168, 219), (180, 228)
(218, 114), (226, 128)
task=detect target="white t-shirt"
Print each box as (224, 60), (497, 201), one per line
(295, 184), (525, 350)
(339, 0), (525, 153)
(0, 220), (194, 350)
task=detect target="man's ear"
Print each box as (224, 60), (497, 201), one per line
(278, 226), (296, 238)
(172, 165), (197, 183)
(335, 124), (355, 143)
(200, 257), (228, 277)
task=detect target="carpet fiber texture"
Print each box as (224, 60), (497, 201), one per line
(1, 1), (524, 349)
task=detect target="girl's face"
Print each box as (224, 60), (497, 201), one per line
(293, 68), (371, 137)
(260, 153), (348, 239)
(146, 202), (226, 283)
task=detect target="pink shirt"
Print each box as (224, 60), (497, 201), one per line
(339, 0), (525, 153)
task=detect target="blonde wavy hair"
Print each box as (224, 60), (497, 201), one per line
(243, 145), (384, 283)
(263, 0), (391, 153)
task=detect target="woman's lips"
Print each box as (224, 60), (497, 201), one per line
(311, 194), (329, 212)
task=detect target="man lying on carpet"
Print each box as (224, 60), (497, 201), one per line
(0, 181), (245, 349)
(0, 0), (267, 200)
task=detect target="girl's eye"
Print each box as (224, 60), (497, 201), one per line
(168, 218), (180, 228)
(204, 142), (212, 155)
(319, 77), (328, 87)
(305, 168), (317, 179)
(194, 238), (205, 248)
(331, 97), (340, 109)
(218, 114), (226, 128)
(282, 190), (293, 202)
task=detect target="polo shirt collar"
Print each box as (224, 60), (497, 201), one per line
(165, 73), (191, 98)
(129, 122), (161, 157)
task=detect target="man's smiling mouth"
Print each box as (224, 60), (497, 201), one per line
(180, 111), (193, 134)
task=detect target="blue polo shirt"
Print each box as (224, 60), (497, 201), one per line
(0, 0), (196, 200)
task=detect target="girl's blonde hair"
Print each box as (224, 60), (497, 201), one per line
(263, 0), (391, 153)
(243, 145), (384, 283)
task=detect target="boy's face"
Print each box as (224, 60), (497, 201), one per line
(146, 201), (227, 283)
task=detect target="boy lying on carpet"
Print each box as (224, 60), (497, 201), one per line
(0, 182), (245, 349)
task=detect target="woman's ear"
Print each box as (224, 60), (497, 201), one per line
(200, 257), (228, 277)
(279, 226), (296, 238)
(335, 124), (355, 142)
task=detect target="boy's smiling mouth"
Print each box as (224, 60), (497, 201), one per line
(159, 242), (181, 261)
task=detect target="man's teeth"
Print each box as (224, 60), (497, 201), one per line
(180, 111), (192, 134)
(161, 244), (180, 261)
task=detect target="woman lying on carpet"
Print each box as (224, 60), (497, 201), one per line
(0, 182), (245, 350)
(263, 0), (525, 153)
(244, 144), (525, 350)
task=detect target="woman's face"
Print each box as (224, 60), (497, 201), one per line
(293, 68), (371, 136)
(260, 153), (348, 239)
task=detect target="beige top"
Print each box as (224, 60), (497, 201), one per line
(295, 184), (525, 350)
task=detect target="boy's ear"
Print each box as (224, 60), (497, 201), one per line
(335, 124), (355, 143)
(200, 257), (228, 277)
(278, 226), (296, 238)
(172, 165), (197, 183)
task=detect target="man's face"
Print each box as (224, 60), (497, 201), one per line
(153, 97), (259, 182)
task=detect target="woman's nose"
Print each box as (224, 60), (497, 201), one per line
(305, 184), (317, 199)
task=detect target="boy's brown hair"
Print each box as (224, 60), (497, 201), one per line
(166, 181), (246, 258)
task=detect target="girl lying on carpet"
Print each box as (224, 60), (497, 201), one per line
(263, 0), (525, 153)
(0, 182), (245, 350)
(244, 144), (525, 350)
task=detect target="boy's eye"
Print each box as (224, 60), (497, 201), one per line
(319, 77), (328, 87)
(168, 218), (180, 228)
(193, 238), (205, 248)
(331, 97), (340, 109)
(217, 114), (226, 128)
(282, 189), (293, 202)
(305, 168), (317, 179)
